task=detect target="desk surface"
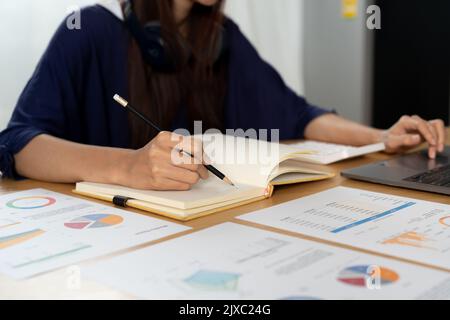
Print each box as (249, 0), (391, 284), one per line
(1, 132), (449, 299)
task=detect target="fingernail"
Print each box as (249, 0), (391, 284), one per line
(429, 149), (436, 159)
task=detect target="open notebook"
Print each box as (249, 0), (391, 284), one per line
(74, 134), (334, 221)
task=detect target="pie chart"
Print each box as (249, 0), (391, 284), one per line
(439, 216), (450, 227)
(6, 196), (56, 209)
(64, 214), (123, 230)
(337, 265), (399, 287)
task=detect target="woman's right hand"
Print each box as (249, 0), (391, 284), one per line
(118, 132), (209, 190)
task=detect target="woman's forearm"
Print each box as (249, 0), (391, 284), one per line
(304, 114), (383, 146)
(14, 134), (132, 184)
(14, 132), (211, 191)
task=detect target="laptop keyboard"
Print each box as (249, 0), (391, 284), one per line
(404, 164), (450, 187)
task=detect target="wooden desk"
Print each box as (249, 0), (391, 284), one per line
(1, 132), (449, 299)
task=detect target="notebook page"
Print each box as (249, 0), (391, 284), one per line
(201, 134), (306, 187)
(289, 141), (385, 165)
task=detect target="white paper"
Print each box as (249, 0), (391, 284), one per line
(289, 141), (385, 164)
(0, 189), (189, 279)
(239, 187), (450, 270)
(85, 223), (450, 300)
(201, 133), (303, 187)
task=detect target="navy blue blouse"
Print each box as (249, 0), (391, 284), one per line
(0, 5), (330, 178)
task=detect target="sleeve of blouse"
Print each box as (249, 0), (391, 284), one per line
(225, 19), (334, 140)
(0, 16), (88, 179)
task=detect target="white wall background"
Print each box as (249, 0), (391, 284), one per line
(225, 0), (305, 96)
(0, 0), (304, 129)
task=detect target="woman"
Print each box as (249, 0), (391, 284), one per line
(0, 0), (446, 191)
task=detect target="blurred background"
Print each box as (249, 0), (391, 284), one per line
(1, 0), (449, 130)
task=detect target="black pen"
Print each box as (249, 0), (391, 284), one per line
(113, 94), (235, 187)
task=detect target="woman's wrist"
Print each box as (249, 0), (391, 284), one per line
(371, 129), (386, 144)
(109, 149), (135, 186)
(79, 147), (134, 186)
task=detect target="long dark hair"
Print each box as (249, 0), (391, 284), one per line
(127, 0), (227, 149)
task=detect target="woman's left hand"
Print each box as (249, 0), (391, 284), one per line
(382, 115), (446, 158)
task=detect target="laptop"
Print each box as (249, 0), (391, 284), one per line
(341, 146), (450, 195)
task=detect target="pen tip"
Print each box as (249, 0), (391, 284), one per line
(223, 177), (236, 187)
(113, 94), (128, 108)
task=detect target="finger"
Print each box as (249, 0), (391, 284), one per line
(175, 136), (204, 163)
(201, 150), (213, 165)
(430, 119), (446, 152)
(167, 150), (204, 172)
(155, 150), (199, 176)
(397, 115), (419, 132)
(170, 154), (208, 180)
(154, 134), (209, 179)
(198, 165), (209, 180)
(385, 134), (421, 152)
(161, 165), (201, 186)
(155, 131), (184, 150)
(175, 161), (208, 180)
(155, 133), (208, 166)
(407, 134), (422, 145)
(411, 116), (437, 146)
(425, 122), (438, 159)
(152, 177), (191, 191)
(428, 146), (437, 159)
(179, 140), (210, 179)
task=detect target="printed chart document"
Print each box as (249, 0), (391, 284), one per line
(85, 223), (450, 300)
(239, 187), (450, 270)
(0, 189), (189, 279)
